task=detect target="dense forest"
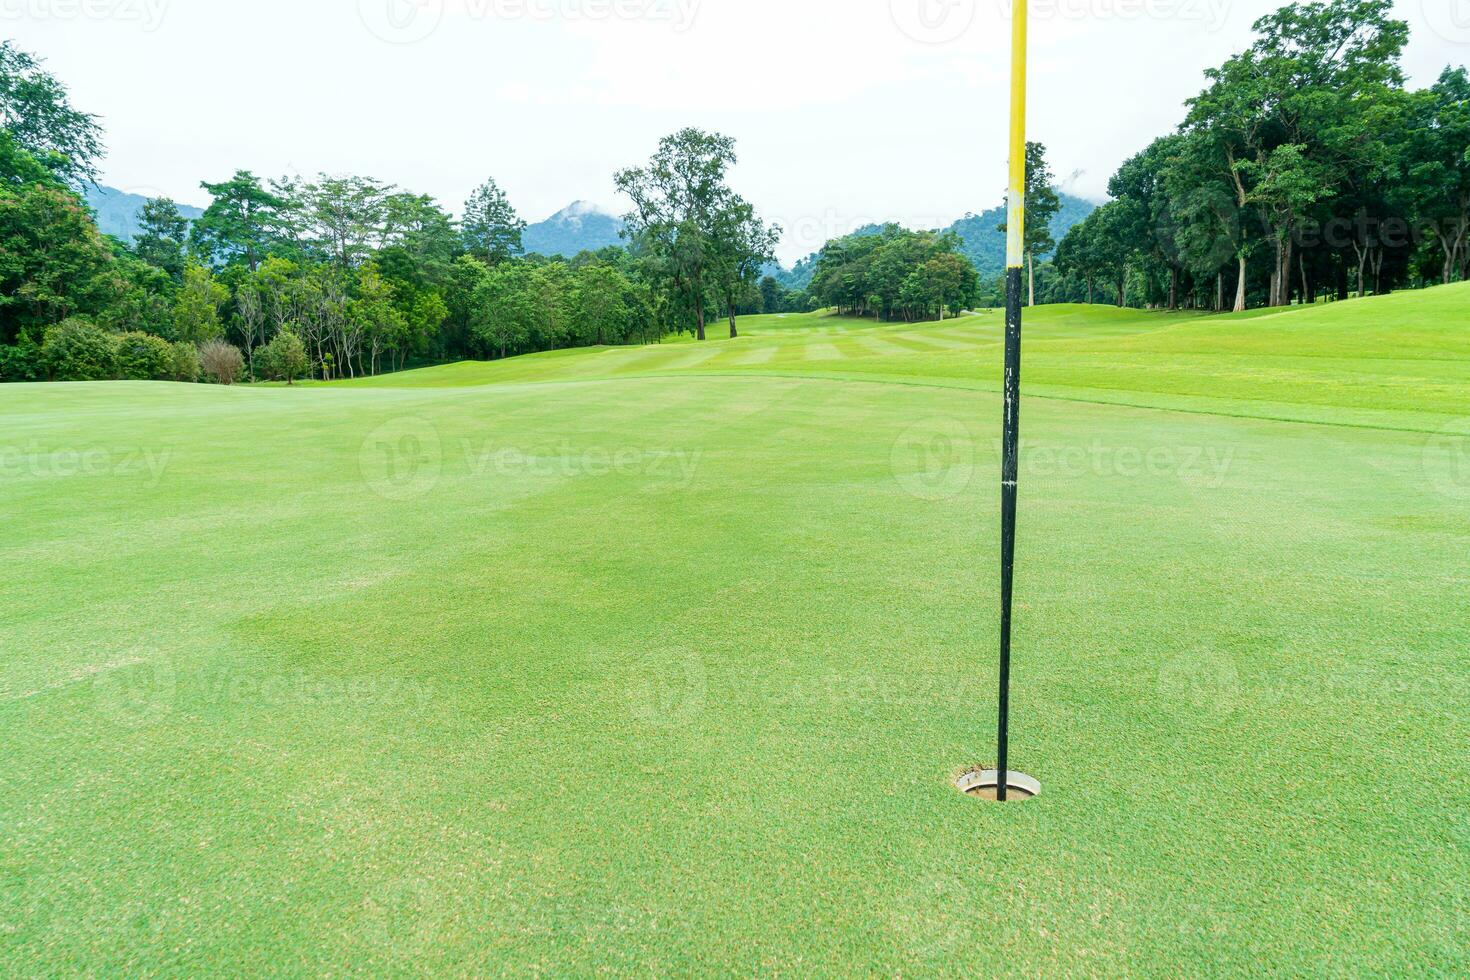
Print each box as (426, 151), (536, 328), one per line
(0, 42), (809, 383)
(1, 0), (1466, 384)
(1041, 0), (1469, 311)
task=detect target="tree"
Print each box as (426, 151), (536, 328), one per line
(530, 261), (573, 350)
(571, 261), (632, 346)
(461, 179), (525, 264)
(169, 340), (199, 382)
(41, 318), (115, 380)
(190, 171), (292, 272)
(616, 128), (748, 341)
(289, 174), (392, 268)
(0, 179), (121, 343)
(0, 41), (104, 188)
(1400, 68), (1470, 284)
(114, 331), (173, 380)
(173, 261), (228, 343)
(134, 197), (189, 281)
(711, 200), (780, 338)
(234, 274), (266, 380)
(998, 141), (1061, 306)
(257, 329), (308, 384)
(1185, 0), (1408, 307)
(470, 261), (537, 359)
(349, 261), (405, 376)
(381, 192), (458, 287)
(198, 339), (243, 385)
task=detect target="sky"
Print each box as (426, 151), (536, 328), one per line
(7, 0), (1467, 264)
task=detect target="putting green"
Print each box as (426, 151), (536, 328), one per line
(2, 287), (1467, 973)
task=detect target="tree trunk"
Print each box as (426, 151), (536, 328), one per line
(1234, 254), (1248, 312)
(1299, 253), (1310, 304)
(1215, 272), (1224, 313)
(695, 307), (706, 342)
(1027, 252), (1035, 307)
(1169, 267), (1179, 311)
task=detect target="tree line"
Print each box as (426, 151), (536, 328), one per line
(0, 43), (798, 383)
(1041, 0), (1468, 312)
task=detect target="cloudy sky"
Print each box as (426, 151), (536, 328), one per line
(8, 0), (1466, 262)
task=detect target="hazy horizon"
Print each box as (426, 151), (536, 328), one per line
(10, 0), (1466, 263)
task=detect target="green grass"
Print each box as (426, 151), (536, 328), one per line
(2, 286), (1468, 974)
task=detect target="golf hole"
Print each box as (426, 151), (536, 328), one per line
(955, 770), (1040, 802)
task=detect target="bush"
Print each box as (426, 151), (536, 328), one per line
(0, 332), (44, 382)
(42, 318), (117, 381)
(198, 339), (243, 385)
(256, 330), (308, 384)
(169, 341), (200, 383)
(114, 331), (174, 380)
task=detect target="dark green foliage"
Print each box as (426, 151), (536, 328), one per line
(1053, 0), (1461, 311)
(807, 225), (979, 321)
(114, 331), (173, 380)
(41, 318), (116, 381)
(169, 340), (199, 382)
(0, 41), (104, 188)
(133, 197), (190, 280)
(0, 178), (121, 344)
(257, 329), (308, 384)
(0, 330), (42, 381)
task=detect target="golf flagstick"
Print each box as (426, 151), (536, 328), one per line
(997, 0), (1028, 803)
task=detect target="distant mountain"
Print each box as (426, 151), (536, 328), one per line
(949, 193), (1097, 279)
(84, 185), (205, 243)
(522, 201), (624, 258)
(768, 193), (1098, 290)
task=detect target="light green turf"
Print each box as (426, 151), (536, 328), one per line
(2, 287), (1468, 974)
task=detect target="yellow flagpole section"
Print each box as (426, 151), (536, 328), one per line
(1006, 0), (1029, 270)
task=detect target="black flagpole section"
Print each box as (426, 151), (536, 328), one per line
(997, 266), (1023, 801)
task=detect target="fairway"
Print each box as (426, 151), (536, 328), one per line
(3, 288), (1468, 973)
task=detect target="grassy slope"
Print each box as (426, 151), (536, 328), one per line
(340, 287), (1470, 431)
(1, 287), (1467, 974)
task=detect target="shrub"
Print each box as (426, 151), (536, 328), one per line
(114, 331), (174, 380)
(42, 318), (117, 381)
(0, 332), (44, 382)
(198, 339), (243, 385)
(169, 341), (200, 383)
(256, 330), (308, 384)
